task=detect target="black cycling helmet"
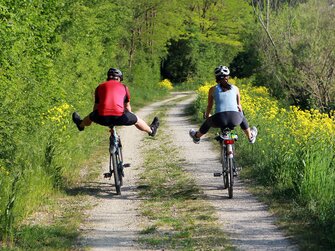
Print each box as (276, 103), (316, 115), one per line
(214, 65), (230, 80)
(107, 68), (123, 81)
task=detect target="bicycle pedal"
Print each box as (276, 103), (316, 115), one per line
(214, 172), (222, 177)
(123, 163), (131, 168)
(103, 172), (112, 178)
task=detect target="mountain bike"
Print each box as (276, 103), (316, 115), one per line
(103, 126), (130, 195)
(214, 128), (238, 199)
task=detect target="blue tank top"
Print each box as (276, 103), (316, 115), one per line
(213, 84), (239, 113)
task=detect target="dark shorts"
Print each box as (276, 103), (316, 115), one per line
(89, 110), (138, 127)
(199, 111), (249, 134)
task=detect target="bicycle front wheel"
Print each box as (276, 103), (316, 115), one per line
(111, 153), (121, 195)
(227, 158), (234, 199)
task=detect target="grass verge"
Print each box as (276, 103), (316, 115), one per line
(0, 194), (89, 251)
(240, 168), (334, 251)
(137, 101), (233, 250)
(0, 135), (109, 251)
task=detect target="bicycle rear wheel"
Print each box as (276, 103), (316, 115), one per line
(117, 137), (124, 186)
(111, 153), (121, 195)
(221, 145), (228, 189)
(227, 158), (234, 199)
(117, 150), (123, 187)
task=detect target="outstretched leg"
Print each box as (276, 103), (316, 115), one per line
(81, 115), (93, 127)
(134, 118), (151, 132)
(135, 116), (160, 137)
(72, 112), (85, 131)
(240, 116), (258, 143)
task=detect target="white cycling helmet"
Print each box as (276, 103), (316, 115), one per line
(214, 65), (230, 78)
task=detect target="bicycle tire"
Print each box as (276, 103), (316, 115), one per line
(221, 145), (228, 189)
(117, 137), (124, 186)
(116, 150), (123, 187)
(111, 153), (121, 195)
(227, 158), (234, 199)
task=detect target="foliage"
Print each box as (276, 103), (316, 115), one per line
(0, 0), (173, 245)
(161, 38), (198, 83)
(161, 0), (255, 84)
(250, 0), (335, 112)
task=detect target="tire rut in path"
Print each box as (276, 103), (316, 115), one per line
(166, 94), (299, 251)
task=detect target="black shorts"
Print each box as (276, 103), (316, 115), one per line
(199, 111), (249, 134)
(89, 110), (138, 127)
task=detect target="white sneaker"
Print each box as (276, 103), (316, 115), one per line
(189, 129), (200, 144)
(249, 126), (258, 144)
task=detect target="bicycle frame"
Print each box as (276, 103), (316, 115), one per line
(104, 126), (125, 195)
(109, 128), (119, 155)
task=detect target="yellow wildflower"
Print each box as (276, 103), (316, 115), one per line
(158, 79), (173, 90)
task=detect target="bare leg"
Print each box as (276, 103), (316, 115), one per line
(243, 128), (252, 140)
(195, 131), (204, 138)
(80, 116), (93, 128)
(135, 117), (152, 134)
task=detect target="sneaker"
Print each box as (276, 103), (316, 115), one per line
(249, 126), (258, 144)
(72, 112), (84, 131)
(149, 117), (159, 137)
(233, 166), (238, 177)
(189, 129), (200, 144)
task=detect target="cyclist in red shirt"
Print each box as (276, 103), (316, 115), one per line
(72, 68), (159, 136)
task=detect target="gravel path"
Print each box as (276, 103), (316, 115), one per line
(78, 95), (186, 251)
(79, 92), (298, 251)
(166, 94), (299, 251)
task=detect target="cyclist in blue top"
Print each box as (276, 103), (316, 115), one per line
(189, 65), (257, 144)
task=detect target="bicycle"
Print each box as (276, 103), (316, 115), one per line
(214, 128), (238, 199)
(103, 126), (130, 195)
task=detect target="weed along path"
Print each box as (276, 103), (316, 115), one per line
(165, 94), (299, 251)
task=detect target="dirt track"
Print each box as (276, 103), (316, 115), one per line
(166, 94), (298, 251)
(78, 92), (298, 251)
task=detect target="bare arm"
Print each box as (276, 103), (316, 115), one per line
(93, 87), (99, 111)
(236, 87), (242, 112)
(205, 86), (215, 118)
(125, 102), (132, 112)
(93, 103), (98, 111)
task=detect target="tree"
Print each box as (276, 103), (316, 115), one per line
(161, 0), (254, 84)
(251, 0), (335, 112)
